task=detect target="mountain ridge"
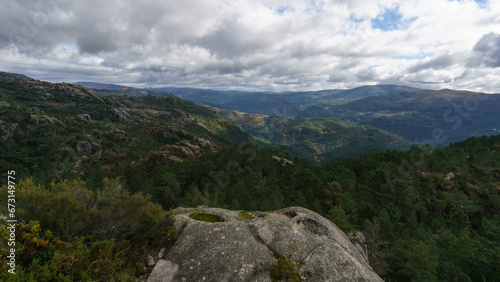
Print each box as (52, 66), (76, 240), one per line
(300, 89), (500, 145)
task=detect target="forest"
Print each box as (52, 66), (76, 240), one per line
(1, 80), (499, 280)
(1, 134), (499, 281)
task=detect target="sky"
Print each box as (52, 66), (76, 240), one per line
(0, 0), (499, 92)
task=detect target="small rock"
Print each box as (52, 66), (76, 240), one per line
(76, 114), (92, 124)
(158, 248), (166, 258)
(110, 129), (128, 141)
(146, 255), (155, 267)
(444, 172), (455, 181)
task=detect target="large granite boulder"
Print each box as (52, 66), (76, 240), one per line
(148, 206), (382, 282)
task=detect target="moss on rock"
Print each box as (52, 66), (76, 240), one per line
(189, 212), (222, 222)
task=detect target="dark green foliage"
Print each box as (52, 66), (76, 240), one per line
(220, 112), (410, 163)
(0, 178), (178, 281)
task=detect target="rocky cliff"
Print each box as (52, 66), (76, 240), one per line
(148, 206), (382, 282)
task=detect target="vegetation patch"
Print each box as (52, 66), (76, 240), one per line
(269, 254), (305, 282)
(238, 210), (255, 219)
(189, 212), (223, 222)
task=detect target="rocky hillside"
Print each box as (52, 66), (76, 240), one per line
(0, 79), (251, 183)
(148, 206), (382, 282)
(0, 71), (34, 82)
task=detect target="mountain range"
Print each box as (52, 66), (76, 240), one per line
(73, 80), (500, 159)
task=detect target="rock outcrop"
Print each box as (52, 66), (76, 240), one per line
(113, 108), (133, 124)
(142, 140), (205, 166)
(76, 114), (92, 124)
(148, 206), (382, 282)
(271, 155), (294, 166)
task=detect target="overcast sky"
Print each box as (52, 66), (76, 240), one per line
(1, 0), (499, 92)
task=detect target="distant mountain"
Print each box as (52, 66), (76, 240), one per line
(219, 110), (410, 162)
(299, 89), (500, 146)
(73, 81), (130, 90)
(94, 87), (174, 97)
(151, 85), (415, 116)
(71, 83), (415, 116)
(0, 71), (35, 82)
(72, 82), (175, 97)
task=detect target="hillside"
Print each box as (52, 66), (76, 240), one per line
(74, 81), (130, 90)
(220, 110), (410, 162)
(0, 71), (34, 82)
(92, 87), (173, 97)
(300, 89), (500, 146)
(0, 79), (251, 184)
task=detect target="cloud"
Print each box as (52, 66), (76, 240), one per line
(0, 0), (499, 92)
(408, 54), (459, 73)
(468, 32), (500, 68)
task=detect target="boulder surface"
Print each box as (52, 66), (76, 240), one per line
(148, 206), (382, 282)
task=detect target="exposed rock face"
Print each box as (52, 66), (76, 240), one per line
(30, 114), (60, 125)
(143, 141), (204, 166)
(148, 207), (382, 282)
(113, 108), (133, 124)
(76, 114), (92, 124)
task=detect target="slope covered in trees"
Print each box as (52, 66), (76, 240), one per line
(0, 79), (251, 184)
(219, 110), (410, 162)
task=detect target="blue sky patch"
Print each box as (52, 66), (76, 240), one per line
(474, 0), (487, 8)
(371, 8), (416, 31)
(275, 6), (294, 15)
(448, 0), (487, 8)
(392, 53), (433, 60)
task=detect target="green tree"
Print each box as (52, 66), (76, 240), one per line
(400, 241), (439, 281)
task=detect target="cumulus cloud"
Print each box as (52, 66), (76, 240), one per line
(468, 32), (500, 68)
(0, 0), (499, 92)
